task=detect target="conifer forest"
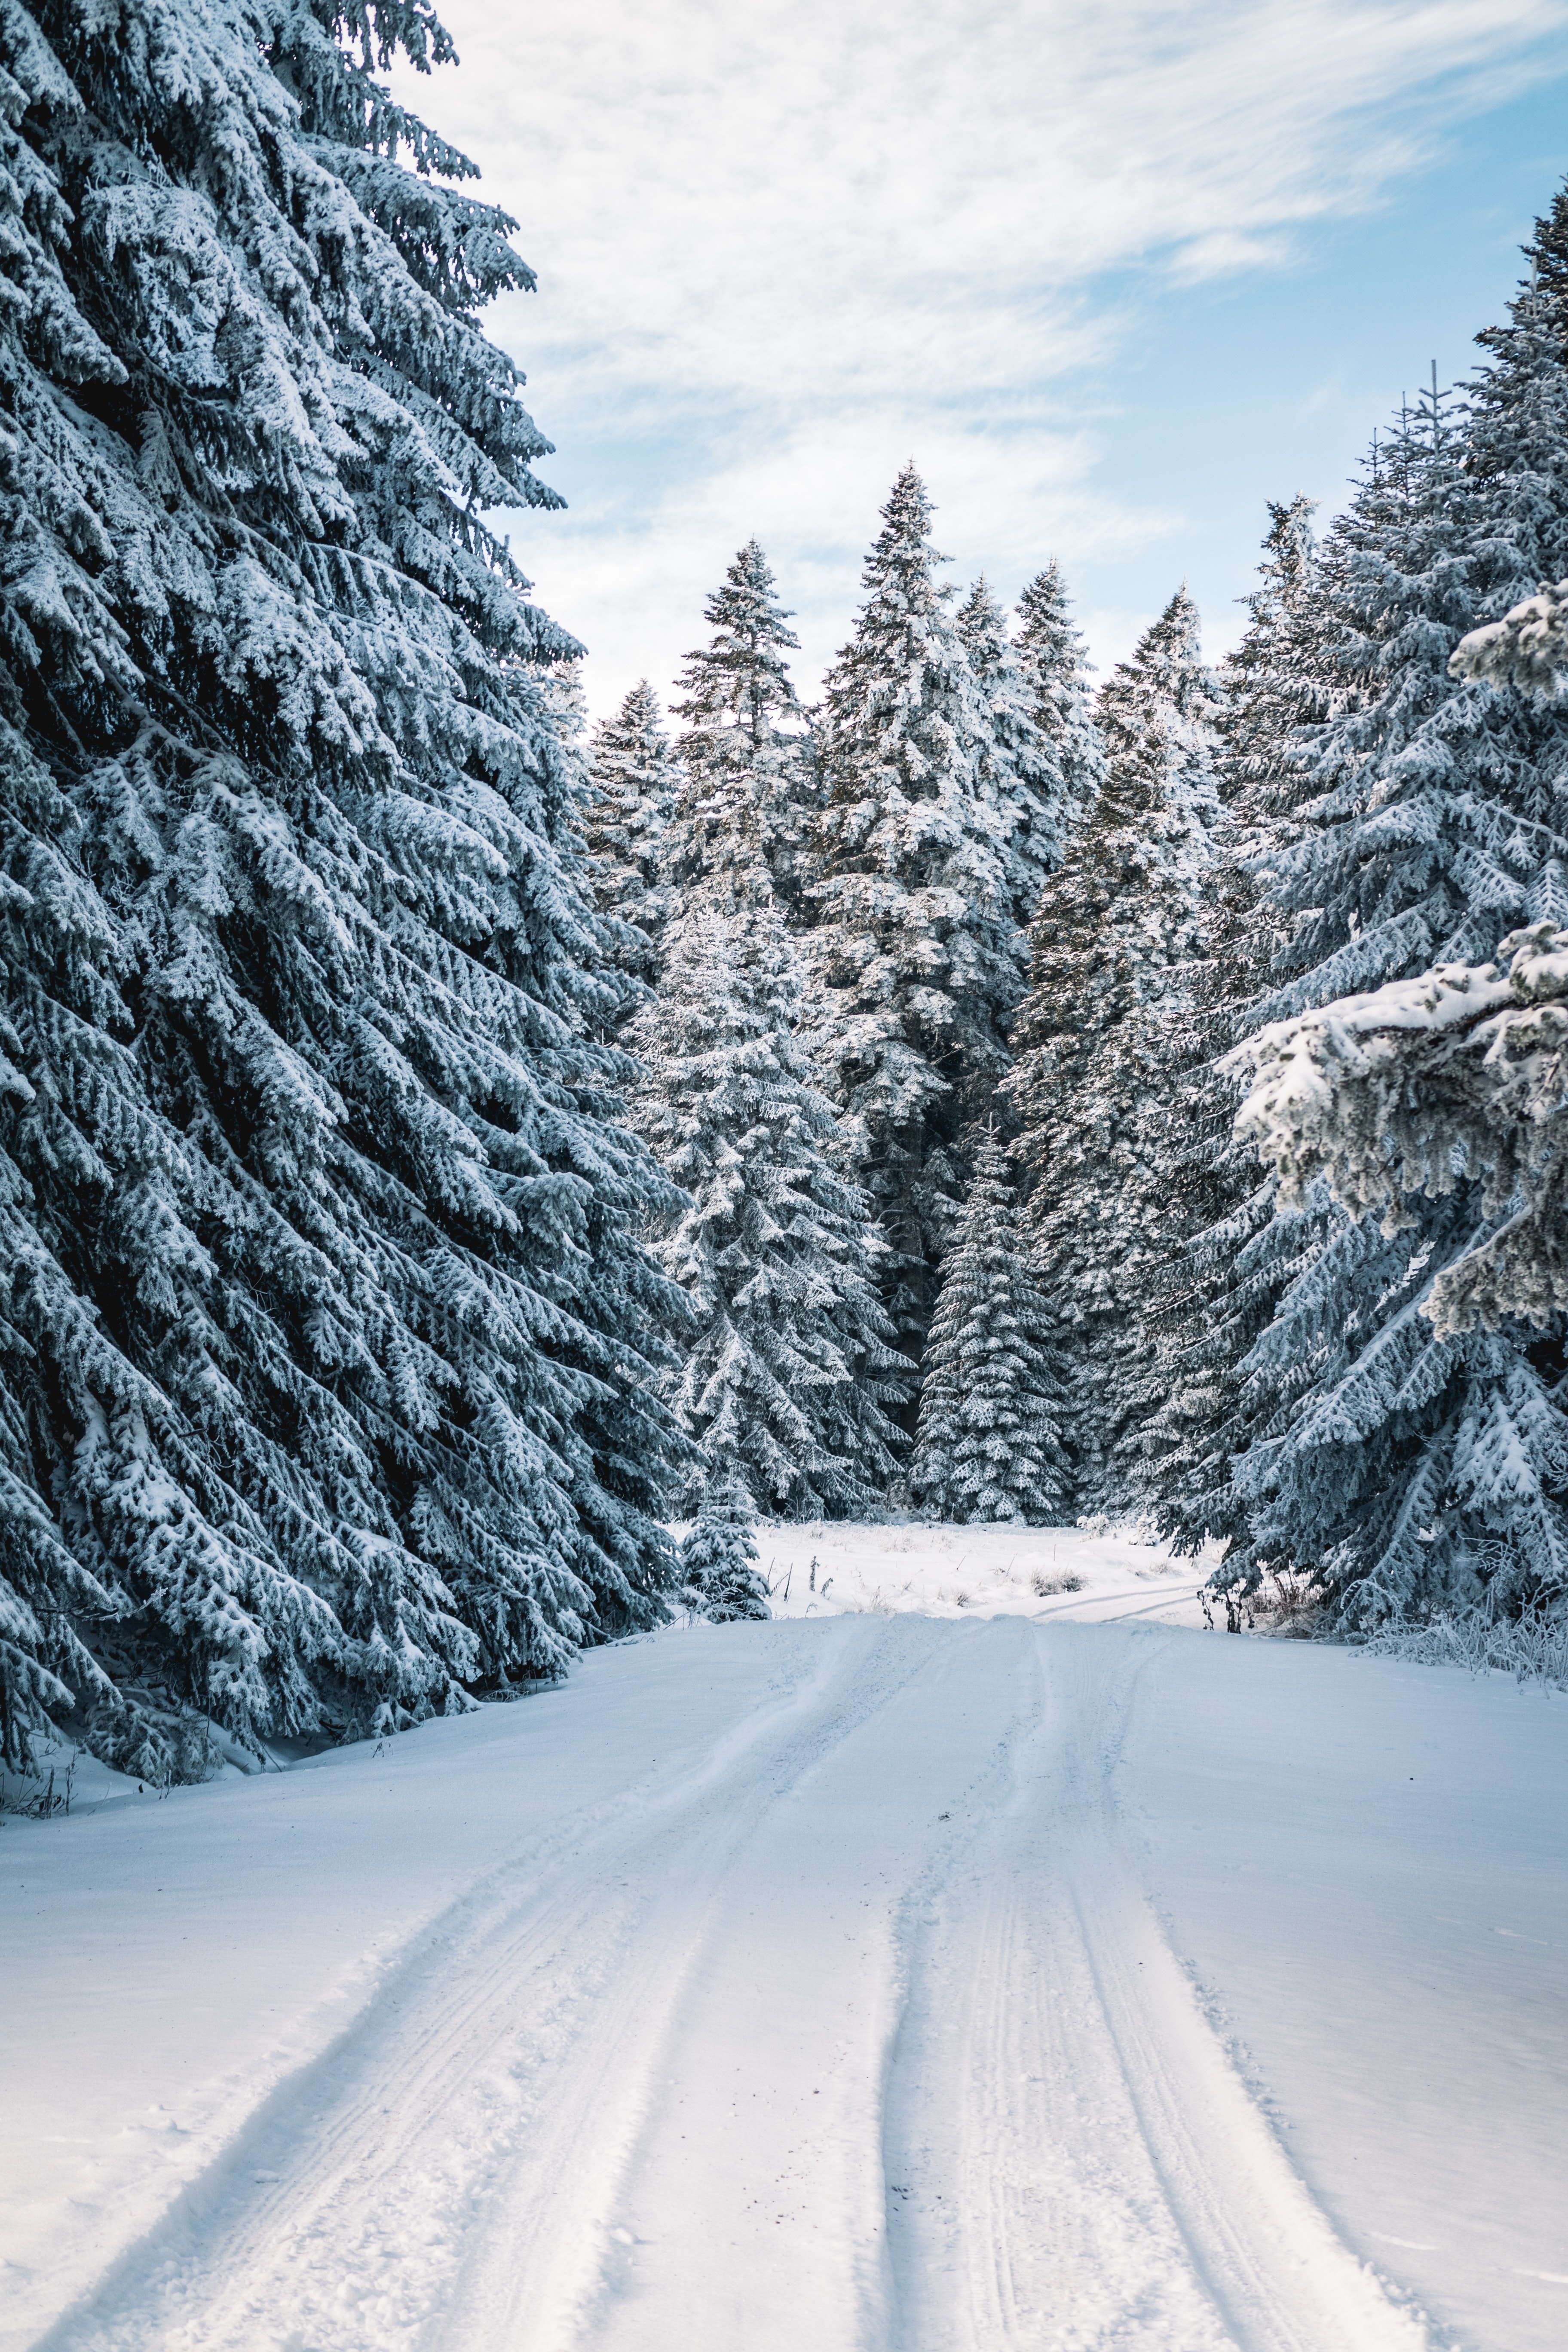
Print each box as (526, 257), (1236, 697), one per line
(6, 0), (1568, 1789)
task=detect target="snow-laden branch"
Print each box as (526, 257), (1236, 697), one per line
(1449, 579), (1568, 694)
(1232, 924), (1568, 1334)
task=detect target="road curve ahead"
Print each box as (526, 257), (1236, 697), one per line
(35, 1617), (1429, 2352)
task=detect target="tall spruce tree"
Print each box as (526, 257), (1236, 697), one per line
(0, 0), (685, 1777)
(1207, 254), (1568, 1624)
(1186, 422), (1467, 1603)
(1014, 561), (1106, 835)
(1006, 587), (1222, 1513)
(910, 1127), (1068, 1523)
(807, 465), (1019, 1358)
(630, 905), (906, 1531)
(630, 545), (906, 1543)
(583, 680), (679, 985)
(1135, 497), (1334, 1534)
(668, 539), (816, 914)
(956, 575), (1075, 928)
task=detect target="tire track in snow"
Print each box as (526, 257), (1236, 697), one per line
(32, 1618), (941, 2352)
(34, 1616), (1435, 2352)
(1029, 1583), (1202, 1626)
(882, 1621), (1430, 2351)
(520, 1616), (1057, 2352)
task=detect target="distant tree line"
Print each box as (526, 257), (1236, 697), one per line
(605, 190), (1568, 1644)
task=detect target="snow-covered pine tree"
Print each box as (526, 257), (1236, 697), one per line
(0, 0), (686, 1777)
(1179, 420), (1471, 1606)
(583, 680), (679, 984)
(909, 1126), (1068, 1523)
(807, 465), (1018, 1357)
(1213, 243), (1568, 1624)
(1005, 587), (1223, 1513)
(956, 575), (1077, 929)
(631, 901), (906, 1531)
(1013, 560), (1106, 836)
(677, 1465), (770, 1623)
(667, 539), (817, 914)
(1135, 497), (1334, 1538)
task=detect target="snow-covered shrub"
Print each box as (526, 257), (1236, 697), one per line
(677, 1470), (769, 1623)
(1358, 1604), (1568, 1690)
(1244, 1568), (1324, 1638)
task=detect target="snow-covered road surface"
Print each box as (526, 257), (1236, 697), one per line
(6, 1600), (1565, 2352)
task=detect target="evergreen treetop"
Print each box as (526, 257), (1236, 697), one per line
(666, 539), (815, 911)
(807, 463), (1019, 1351)
(1009, 585), (1221, 1142)
(956, 574), (1075, 925)
(674, 538), (805, 746)
(1014, 560), (1106, 831)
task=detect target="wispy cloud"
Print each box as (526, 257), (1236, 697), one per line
(394, 0), (1568, 708)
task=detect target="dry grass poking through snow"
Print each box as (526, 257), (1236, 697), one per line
(1360, 1606), (1568, 1690)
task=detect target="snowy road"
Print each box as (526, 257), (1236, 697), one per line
(7, 1600), (1566, 2352)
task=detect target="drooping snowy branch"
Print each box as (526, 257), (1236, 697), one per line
(1234, 924), (1568, 1335)
(1450, 579), (1568, 695)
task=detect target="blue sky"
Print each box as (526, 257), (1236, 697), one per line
(1075, 72), (1568, 672)
(395, 2), (1568, 714)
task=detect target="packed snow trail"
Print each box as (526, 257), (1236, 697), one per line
(882, 1629), (1419, 2352)
(15, 1616), (1439, 2352)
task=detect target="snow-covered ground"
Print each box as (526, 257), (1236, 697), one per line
(753, 1514), (1214, 1626)
(3, 1528), (1564, 2352)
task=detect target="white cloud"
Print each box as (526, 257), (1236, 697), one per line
(523, 402), (1182, 717)
(391, 0), (1568, 710)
